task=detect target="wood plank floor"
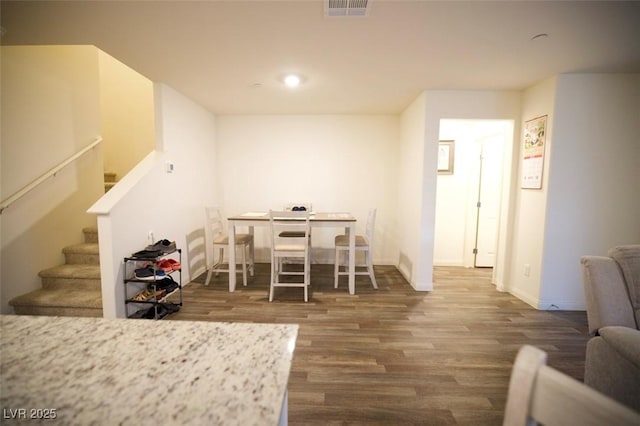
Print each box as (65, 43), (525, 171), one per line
(168, 264), (589, 425)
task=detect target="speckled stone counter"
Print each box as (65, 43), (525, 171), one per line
(0, 315), (298, 425)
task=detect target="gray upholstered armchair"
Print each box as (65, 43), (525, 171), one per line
(581, 245), (640, 412)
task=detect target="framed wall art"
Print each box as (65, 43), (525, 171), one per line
(437, 140), (455, 174)
(521, 115), (547, 189)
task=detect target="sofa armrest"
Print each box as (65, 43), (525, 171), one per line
(581, 256), (636, 335)
(599, 326), (640, 367)
(585, 327), (640, 412)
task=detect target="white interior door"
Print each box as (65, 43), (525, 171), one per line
(474, 137), (503, 267)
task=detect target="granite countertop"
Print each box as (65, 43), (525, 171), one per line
(0, 315), (298, 425)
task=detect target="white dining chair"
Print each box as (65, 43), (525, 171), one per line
(503, 345), (640, 426)
(204, 207), (254, 287)
(280, 203), (312, 237)
(334, 208), (378, 290)
(269, 210), (311, 302)
(279, 203), (313, 266)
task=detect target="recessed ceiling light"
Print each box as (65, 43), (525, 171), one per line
(283, 74), (301, 88)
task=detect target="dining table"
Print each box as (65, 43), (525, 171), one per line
(227, 212), (357, 294)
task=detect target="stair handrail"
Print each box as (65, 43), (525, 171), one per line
(0, 136), (103, 215)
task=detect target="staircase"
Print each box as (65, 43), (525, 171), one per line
(9, 227), (103, 317)
(104, 171), (117, 192)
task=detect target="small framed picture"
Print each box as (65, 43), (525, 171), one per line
(438, 140), (455, 174)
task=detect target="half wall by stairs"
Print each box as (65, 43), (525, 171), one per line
(9, 227), (103, 317)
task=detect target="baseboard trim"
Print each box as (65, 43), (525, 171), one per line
(508, 286), (586, 311)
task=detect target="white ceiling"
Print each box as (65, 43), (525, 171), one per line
(2, 1), (639, 115)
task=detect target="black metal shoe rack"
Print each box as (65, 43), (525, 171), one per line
(123, 248), (182, 319)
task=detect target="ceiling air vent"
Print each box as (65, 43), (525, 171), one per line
(325, 0), (370, 17)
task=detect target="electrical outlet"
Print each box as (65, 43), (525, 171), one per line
(523, 264), (531, 277)
(148, 231), (154, 243)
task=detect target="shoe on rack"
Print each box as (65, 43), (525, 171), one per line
(160, 303), (181, 314)
(157, 258), (181, 272)
(131, 249), (163, 259)
(154, 276), (179, 293)
(155, 304), (173, 320)
(145, 239), (176, 254)
(129, 307), (154, 319)
(134, 267), (167, 281)
(156, 303), (180, 319)
(132, 288), (154, 302)
(153, 289), (167, 300)
(131, 286), (166, 301)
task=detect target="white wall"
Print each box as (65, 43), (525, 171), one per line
(215, 114), (399, 265)
(89, 83), (218, 318)
(397, 93), (430, 289)
(1, 46), (103, 313)
(538, 73), (640, 309)
(98, 51), (155, 181)
(507, 77), (557, 308)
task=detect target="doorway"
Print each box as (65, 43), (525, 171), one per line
(433, 119), (513, 275)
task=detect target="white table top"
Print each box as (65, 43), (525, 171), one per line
(0, 315), (298, 425)
(229, 212), (356, 222)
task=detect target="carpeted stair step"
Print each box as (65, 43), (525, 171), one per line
(9, 288), (102, 317)
(62, 243), (100, 265)
(9, 221), (103, 318)
(104, 172), (117, 193)
(83, 226), (98, 244)
(39, 264), (101, 291)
